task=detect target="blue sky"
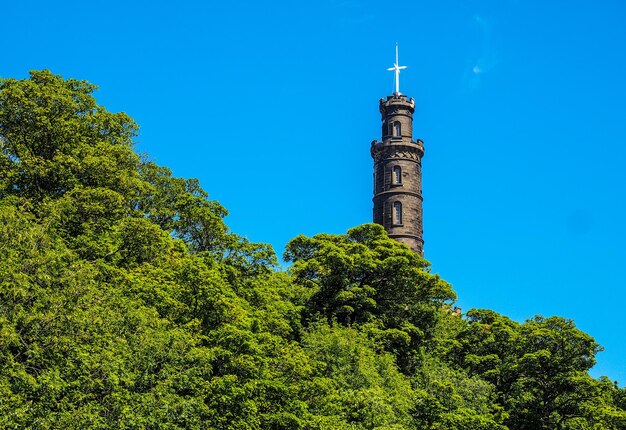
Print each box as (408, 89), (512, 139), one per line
(2, 0), (626, 383)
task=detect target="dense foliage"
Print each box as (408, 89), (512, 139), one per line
(0, 70), (624, 429)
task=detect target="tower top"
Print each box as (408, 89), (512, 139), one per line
(387, 42), (407, 96)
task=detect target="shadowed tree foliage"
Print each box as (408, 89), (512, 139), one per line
(284, 224), (455, 372)
(447, 309), (626, 429)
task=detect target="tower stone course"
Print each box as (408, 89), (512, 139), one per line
(371, 93), (424, 254)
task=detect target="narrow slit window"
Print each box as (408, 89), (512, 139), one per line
(394, 201), (402, 225)
(394, 122), (401, 137)
(393, 166), (402, 184)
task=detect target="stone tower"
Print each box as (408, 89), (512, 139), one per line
(371, 93), (425, 254)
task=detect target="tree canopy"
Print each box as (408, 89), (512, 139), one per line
(0, 70), (624, 429)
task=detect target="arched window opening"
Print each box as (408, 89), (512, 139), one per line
(394, 201), (403, 225)
(393, 122), (401, 137)
(393, 166), (402, 184)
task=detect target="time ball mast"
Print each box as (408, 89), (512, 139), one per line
(371, 43), (425, 254)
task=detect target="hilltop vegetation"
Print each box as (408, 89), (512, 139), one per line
(0, 70), (625, 429)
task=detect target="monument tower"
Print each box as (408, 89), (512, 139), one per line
(371, 44), (425, 254)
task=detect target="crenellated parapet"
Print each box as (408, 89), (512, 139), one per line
(370, 139), (424, 162)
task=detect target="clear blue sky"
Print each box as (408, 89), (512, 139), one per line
(2, 0), (625, 383)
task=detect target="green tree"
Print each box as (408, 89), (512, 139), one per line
(0, 70), (292, 429)
(285, 223), (455, 372)
(2, 69), (624, 430)
(450, 309), (623, 430)
(300, 323), (415, 429)
(411, 354), (508, 429)
(0, 70), (139, 205)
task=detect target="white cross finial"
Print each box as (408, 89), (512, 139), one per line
(387, 42), (407, 95)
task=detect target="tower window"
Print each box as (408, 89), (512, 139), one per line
(393, 122), (401, 137)
(393, 166), (402, 184)
(393, 201), (403, 225)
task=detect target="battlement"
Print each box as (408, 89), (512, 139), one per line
(379, 94), (415, 113)
(371, 138), (423, 148)
(370, 139), (425, 161)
